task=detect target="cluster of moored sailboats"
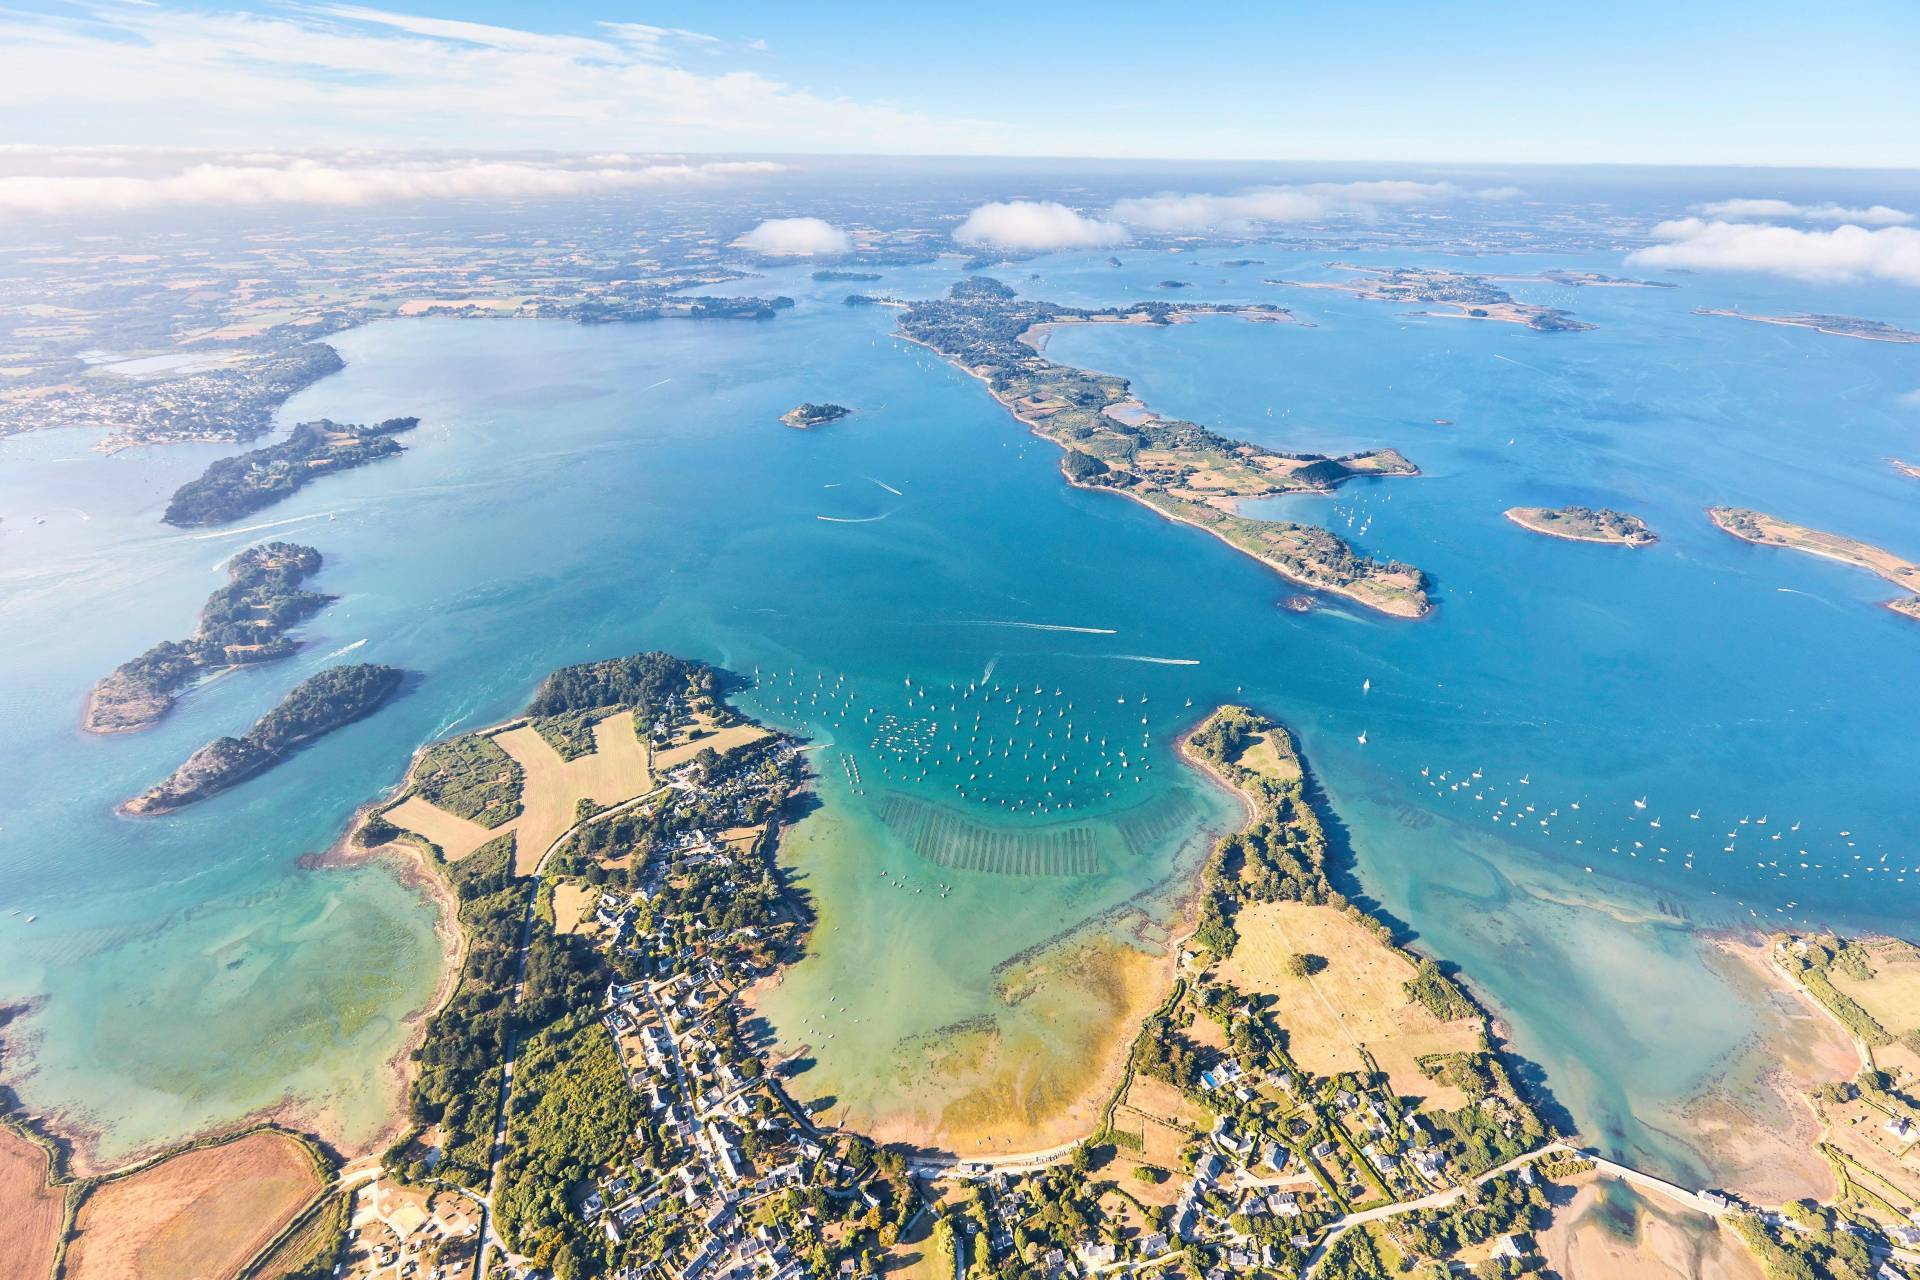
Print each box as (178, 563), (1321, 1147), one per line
(1415, 757), (1907, 920)
(743, 666), (1162, 816)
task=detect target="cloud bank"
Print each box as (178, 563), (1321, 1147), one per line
(954, 201), (1128, 252)
(1106, 179), (1505, 232)
(0, 4), (1007, 154)
(1698, 198), (1913, 226)
(735, 217), (850, 256)
(1628, 219), (1920, 286)
(0, 156), (783, 216)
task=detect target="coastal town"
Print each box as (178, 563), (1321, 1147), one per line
(7, 656), (1920, 1280)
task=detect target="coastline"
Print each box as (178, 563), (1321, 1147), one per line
(1504, 507), (1656, 547)
(750, 712), (1241, 1163)
(1, 737), (466, 1181)
(1708, 506), (1920, 613)
(899, 327), (1431, 619)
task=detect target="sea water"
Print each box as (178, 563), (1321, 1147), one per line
(0, 251), (1915, 1182)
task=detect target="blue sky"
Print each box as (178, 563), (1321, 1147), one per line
(0, 0), (1914, 166)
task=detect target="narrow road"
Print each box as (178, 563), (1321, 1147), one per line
(1300, 1141), (1729, 1276)
(471, 781), (670, 1278)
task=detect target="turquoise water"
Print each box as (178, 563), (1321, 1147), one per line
(1, 251), (1916, 1181)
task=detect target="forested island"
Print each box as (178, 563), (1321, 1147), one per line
(85, 542), (333, 733)
(898, 277), (1430, 617)
(1273, 265), (1595, 332)
(811, 269), (882, 281)
(1710, 506), (1920, 620)
(162, 416), (418, 527)
(780, 402), (851, 429)
(123, 663), (404, 814)
(1505, 505), (1656, 546)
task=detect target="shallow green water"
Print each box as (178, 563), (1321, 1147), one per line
(1, 250), (1916, 1180)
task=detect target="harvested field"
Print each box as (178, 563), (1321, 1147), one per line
(652, 718), (770, 774)
(0, 1127), (63, 1280)
(389, 711), (660, 877)
(1829, 939), (1920, 1040)
(1218, 901), (1480, 1108)
(384, 795), (498, 862)
(65, 1129), (322, 1280)
(552, 882), (597, 936)
(492, 718), (651, 874)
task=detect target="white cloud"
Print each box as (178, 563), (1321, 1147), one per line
(0, 4), (1007, 154)
(1899, 389), (1920, 408)
(1628, 218), (1920, 286)
(735, 217), (850, 256)
(1698, 198), (1913, 226)
(1107, 180), (1475, 232)
(0, 156), (783, 216)
(953, 201), (1128, 252)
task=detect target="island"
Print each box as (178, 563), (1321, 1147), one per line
(898, 277), (1430, 617)
(811, 269), (882, 281)
(1710, 506), (1920, 620)
(162, 416), (419, 527)
(1269, 264), (1595, 332)
(84, 542), (333, 733)
(1505, 505), (1657, 546)
(122, 663), (403, 814)
(1697, 308), (1920, 344)
(780, 402), (851, 429)
(1890, 459), (1920, 480)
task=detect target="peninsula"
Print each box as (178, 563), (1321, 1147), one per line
(780, 402), (851, 429)
(1709, 506), (1920, 620)
(898, 278), (1431, 618)
(1696, 308), (1920, 344)
(1269, 264), (1595, 332)
(84, 542), (332, 733)
(1505, 505), (1657, 546)
(162, 416), (418, 527)
(123, 663), (403, 814)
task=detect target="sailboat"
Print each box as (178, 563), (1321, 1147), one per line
(1357, 730), (1368, 745)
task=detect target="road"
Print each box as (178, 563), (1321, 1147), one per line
(470, 782), (670, 1278)
(1299, 1141), (1729, 1276)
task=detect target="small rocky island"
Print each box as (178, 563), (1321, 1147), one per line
(1506, 505), (1657, 546)
(780, 402), (851, 429)
(163, 416), (418, 527)
(86, 542), (332, 733)
(810, 269), (881, 282)
(123, 663), (404, 814)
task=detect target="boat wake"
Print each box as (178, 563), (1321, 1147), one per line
(184, 510), (342, 541)
(1103, 654), (1201, 666)
(865, 476), (905, 496)
(816, 513), (890, 524)
(322, 639), (368, 660)
(959, 620), (1118, 635)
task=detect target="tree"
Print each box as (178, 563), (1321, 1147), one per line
(1286, 952), (1327, 978)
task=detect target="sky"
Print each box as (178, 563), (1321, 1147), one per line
(0, 0), (1915, 167)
